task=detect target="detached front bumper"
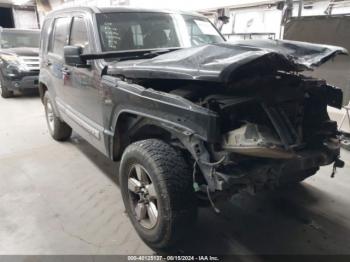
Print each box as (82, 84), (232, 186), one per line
(215, 140), (342, 192)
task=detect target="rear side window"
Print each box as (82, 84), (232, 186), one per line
(49, 17), (71, 57)
(69, 17), (90, 54)
(40, 18), (52, 56)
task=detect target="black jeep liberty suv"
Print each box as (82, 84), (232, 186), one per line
(39, 7), (346, 249)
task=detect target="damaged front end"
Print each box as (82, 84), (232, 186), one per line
(103, 39), (347, 201)
(184, 73), (344, 200)
(214, 76), (343, 191)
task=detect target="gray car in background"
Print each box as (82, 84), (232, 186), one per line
(0, 28), (40, 98)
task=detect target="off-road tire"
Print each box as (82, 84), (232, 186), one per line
(119, 139), (197, 249)
(44, 92), (72, 141)
(0, 76), (13, 98)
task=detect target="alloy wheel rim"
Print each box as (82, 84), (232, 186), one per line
(127, 164), (159, 229)
(46, 100), (55, 132)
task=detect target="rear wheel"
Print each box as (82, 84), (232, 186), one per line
(119, 139), (197, 249)
(44, 92), (72, 141)
(0, 76), (13, 98)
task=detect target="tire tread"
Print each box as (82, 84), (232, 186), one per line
(120, 139), (196, 249)
(44, 92), (72, 141)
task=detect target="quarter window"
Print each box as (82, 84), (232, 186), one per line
(70, 17), (90, 53)
(49, 17), (71, 57)
(40, 18), (53, 56)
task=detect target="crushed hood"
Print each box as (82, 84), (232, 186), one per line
(107, 39), (347, 85)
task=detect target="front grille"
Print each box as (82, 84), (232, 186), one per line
(18, 56), (40, 71)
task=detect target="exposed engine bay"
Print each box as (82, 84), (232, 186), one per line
(129, 72), (343, 196)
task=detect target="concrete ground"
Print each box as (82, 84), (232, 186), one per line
(0, 95), (350, 255)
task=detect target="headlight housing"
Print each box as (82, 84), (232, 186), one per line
(5, 64), (20, 77)
(1, 54), (29, 74)
(1, 54), (18, 62)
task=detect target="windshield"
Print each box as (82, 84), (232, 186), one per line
(96, 12), (224, 52)
(0, 30), (40, 49)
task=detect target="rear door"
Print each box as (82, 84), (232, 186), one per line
(46, 16), (72, 101)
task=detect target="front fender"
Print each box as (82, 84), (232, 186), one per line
(102, 75), (220, 143)
(102, 75), (223, 191)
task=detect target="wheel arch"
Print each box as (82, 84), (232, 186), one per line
(38, 82), (48, 103)
(110, 110), (192, 161)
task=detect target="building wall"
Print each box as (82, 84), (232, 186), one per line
(13, 7), (38, 29)
(0, 3), (38, 29)
(222, 6), (282, 40)
(219, 1), (350, 40)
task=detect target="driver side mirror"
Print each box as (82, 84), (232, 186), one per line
(64, 45), (88, 67)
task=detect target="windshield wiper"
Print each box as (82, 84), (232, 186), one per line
(81, 48), (181, 61)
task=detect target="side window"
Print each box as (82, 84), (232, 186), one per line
(49, 17), (71, 57)
(70, 17), (90, 54)
(40, 18), (52, 56)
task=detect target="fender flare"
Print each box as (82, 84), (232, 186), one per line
(109, 109), (195, 160)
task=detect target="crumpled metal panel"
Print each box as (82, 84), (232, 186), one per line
(232, 39), (348, 68)
(221, 123), (295, 159)
(107, 40), (347, 86)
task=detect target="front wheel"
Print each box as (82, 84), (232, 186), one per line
(44, 92), (72, 141)
(119, 139), (197, 249)
(0, 76), (13, 98)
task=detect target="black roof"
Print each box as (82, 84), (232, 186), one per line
(46, 6), (203, 18)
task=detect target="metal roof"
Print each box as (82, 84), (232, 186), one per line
(46, 6), (203, 18)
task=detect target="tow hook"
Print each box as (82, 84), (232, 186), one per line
(331, 158), (345, 178)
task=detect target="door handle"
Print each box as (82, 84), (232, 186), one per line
(61, 68), (71, 76)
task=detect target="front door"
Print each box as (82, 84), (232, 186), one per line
(62, 16), (106, 153)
